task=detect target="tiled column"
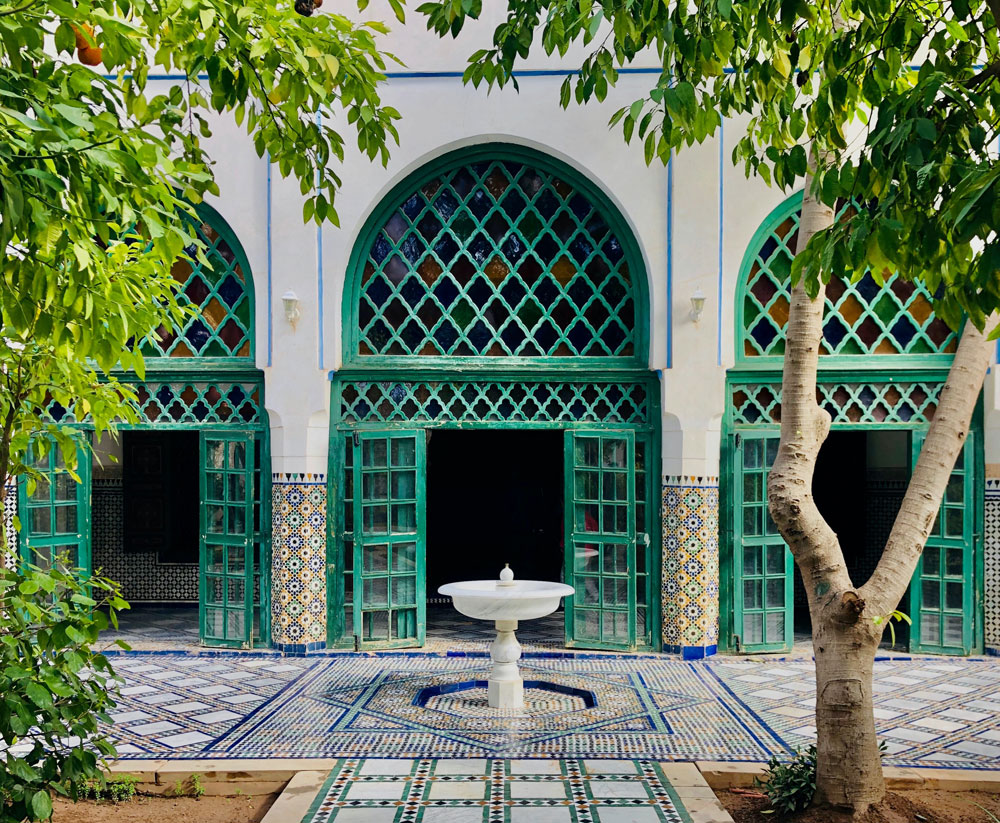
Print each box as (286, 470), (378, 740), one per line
(271, 475), (327, 653)
(986, 477), (1000, 655)
(661, 476), (719, 658)
(3, 481), (16, 569)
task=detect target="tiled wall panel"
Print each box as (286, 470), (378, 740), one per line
(986, 479), (1000, 652)
(271, 477), (327, 652)
(91, 477), (198, 601)
(661, 477), (719, 658)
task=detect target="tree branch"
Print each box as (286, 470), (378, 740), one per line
(859, 316), (995, 616)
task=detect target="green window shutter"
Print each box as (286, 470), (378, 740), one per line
(352, 431), (426, 649)
(18, 435), (91, 578)
(909, 432), (975, 655)
(732, 432), (793, 653)
(200, 431), (256, 648)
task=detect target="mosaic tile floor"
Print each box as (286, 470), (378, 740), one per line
(303, 759), (689, 823)
(96, 652), (1000, 769)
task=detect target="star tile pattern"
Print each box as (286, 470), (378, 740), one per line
(303, 759), (688, 823)
(100, 652), (1000, 768)
(661, 479), (719, 653)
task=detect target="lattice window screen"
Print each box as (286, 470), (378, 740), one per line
(731, 381), (943, 426)
(339, 381), (650, 426)
(142, 217), (253, 359)
(741, 207), (957, 359)
(356, 158), (638, 359)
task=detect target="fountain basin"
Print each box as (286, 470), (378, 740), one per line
(438, 579), (574, 622)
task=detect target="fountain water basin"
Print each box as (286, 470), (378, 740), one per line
(438, 566), (573, 709)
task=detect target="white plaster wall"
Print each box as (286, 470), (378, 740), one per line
(153, 18), (803, 478)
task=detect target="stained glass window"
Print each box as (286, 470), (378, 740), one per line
(142, 213), (254, 359)
(354, 152), (640, 360)
(740, 203), (957, 360)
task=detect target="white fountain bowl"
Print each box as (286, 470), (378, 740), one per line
(438, 579), (574, 621)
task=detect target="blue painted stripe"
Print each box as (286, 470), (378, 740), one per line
(717, 120), (724, 366)
(666, 151), (673, 369)
(266, 156), (273, 367)
(317, 110), (325, 370)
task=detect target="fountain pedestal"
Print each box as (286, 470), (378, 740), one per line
(488, 619), (523, 708)
(438, 565), (573, 711)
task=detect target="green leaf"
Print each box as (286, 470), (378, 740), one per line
(32, 790), (53, 819)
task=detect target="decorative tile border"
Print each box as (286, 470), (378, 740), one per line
(986, 483), (1000, 653)
(303, 758), (689, 823)
(3, 481), (16, 570)
(271, 481), (328, 649)
(661, 482), (719, 659)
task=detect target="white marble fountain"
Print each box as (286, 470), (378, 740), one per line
(438, 565), (573, 709)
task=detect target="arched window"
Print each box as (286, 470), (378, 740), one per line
(738, 194), (957, 362)
(142, 205), (255, 360)
(346, 145), (647, 366)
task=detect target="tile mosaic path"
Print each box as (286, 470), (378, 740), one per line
(97, 652), (1000, 769)
(302, 759), (690, 823)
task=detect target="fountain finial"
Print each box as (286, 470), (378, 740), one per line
(498, 564), (515, 586)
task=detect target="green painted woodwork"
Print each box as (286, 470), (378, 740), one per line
(326, 373), (661, 652)
(736, 193), (957, 365)
(18, 437), (91, 578)
(563, 430), (637, 650)
(199, 431), (256, 648)
(730, 377), (943, 427)
(343, 144), (649, 370)
(141, 203), (256, 361)
(732, 432), (793, 653)
(909, 433), (977, 655)
(337, 378), (651, 427)
(351, 430), (426, 649)
(44, 377), (264, 427)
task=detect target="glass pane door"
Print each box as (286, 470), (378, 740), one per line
(200, 432), (255, 648)
(18, 437), (91, 576)
(734, 432), (792, 653)
(564, 430), (636, 650)
(352, 431), (425, 649)
(910, 433), (974, 654)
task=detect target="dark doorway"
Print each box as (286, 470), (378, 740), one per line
(426, 430), (565, 599)
(123, 430), (200, 564)
(795, 430), (909, 635)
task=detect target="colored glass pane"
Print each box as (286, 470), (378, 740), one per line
(356, 158), (638, 359)
(740, 205), (958, 360)
(142, 215), (253, 359)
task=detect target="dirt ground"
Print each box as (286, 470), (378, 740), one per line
(51, 792), (278, 823)
(717, 788), (1000, 823)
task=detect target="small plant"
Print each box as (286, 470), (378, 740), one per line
(77, 774), (139, 803)
(873, 609), (912, 648)
(756, 745), (817, 816)
(172, 773), (206, 798)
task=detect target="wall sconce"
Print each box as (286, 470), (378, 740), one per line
(690, 289), (706, 324)
(282, 290), (301, 330)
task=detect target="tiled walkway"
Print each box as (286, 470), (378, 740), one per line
(303, 759), (689, 823)
(92, 651), (1000, 769)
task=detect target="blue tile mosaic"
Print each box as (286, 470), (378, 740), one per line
(96, 652), (1000, 768)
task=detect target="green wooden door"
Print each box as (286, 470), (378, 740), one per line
(352, 431), (425, 649)
(18, 437), (91, 576)
(909, 433), (975, 655)
(200, 432), (255, 648)
(734, 432), (793, 653)
(564, 430), (636, 650)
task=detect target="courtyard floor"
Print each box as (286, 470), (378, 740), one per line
(93, 649), (1000, 769)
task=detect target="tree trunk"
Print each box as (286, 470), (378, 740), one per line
(767, 164), (996, 815)
(767, 168), (886, 813)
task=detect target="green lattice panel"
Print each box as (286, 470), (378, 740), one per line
(45, 382), (263, 426)
(741, 208), (957, 359)
(142, 217), (253, 359)
(731, 381), (942, 426)
(339, 381), (650, 425)
(357, 159), (636, 358)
